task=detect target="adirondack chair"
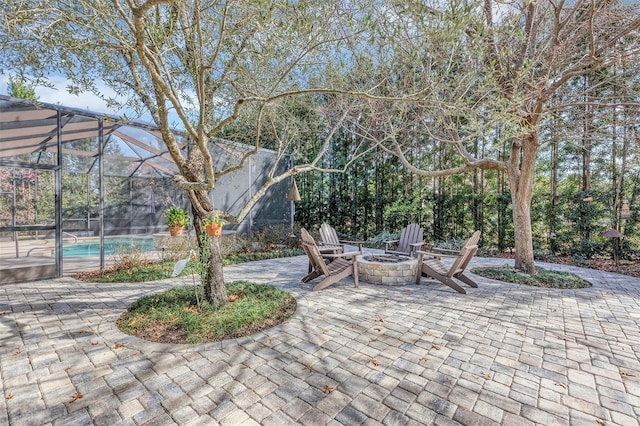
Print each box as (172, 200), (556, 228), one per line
(300, 228), (360, 291)
(415, 231), (481, 294)
(384, 223), (425, 257)
(319, 223), (364, 252)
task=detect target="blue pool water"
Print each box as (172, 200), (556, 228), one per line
(61, 238), (155, 257)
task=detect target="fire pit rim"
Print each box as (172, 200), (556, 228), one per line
(361, 254), (414, 263)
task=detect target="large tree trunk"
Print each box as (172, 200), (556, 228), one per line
(186, 148), (228, 306)
(193, 213), (228, 306)
(508, 132), (538, 273)
(205, 235), (227, 305)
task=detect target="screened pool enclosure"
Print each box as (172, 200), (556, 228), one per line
(0, 96), (292, 283)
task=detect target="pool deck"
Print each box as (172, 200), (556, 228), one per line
(2, 251), (640, 425)
(0, 235), (171, 282)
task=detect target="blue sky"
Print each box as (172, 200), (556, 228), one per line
(0, 73), (129, 115)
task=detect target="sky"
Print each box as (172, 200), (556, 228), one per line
(0, 73), (129, 116)
(0, 73), (190, 129)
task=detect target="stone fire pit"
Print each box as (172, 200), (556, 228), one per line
(358, 254), (418, 285)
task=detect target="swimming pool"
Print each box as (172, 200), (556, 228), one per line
(60, 238), (156, 257)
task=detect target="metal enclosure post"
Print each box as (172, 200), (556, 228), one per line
(248, 157), (253, 237)
(55, 110), (63, 277)
(12, 171), (17, 256)
(289, 155), (295, 233)
(98, 119), (105, 269)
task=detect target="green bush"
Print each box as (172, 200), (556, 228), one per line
(368, 230), (399, 248)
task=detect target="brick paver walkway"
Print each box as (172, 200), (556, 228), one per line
(1, 254), (640, 425)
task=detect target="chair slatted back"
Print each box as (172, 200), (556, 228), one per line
(319, 223), (340, 247)
(300, 228), (330, 277)
(447, 244), (478, 278)
(458, 231), (481, 271)
(397, 224), (423, 255)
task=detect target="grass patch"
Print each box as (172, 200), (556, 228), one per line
(116, 281), (296, 344)
(74, 260), (177, 282)
(471, 266), (591, 289)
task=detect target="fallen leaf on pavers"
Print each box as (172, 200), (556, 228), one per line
(13, 348), (21, 356)
(484, 373), (491, 379)
(555, 382), (567, 389)
(322, 329), (329, 334)
(64, 367), (71, 373)
(446, 378), (453, 385)
(516, 331), (525, 336)
(114, 343), (125, 349)
(370, 338), (378, 342)
(374, 327), (382, 332)
(6, 394), (13, 400)
(421, 357), (429, 363)
(304, 365), (316, 373)
(620, 371), (635, 377)
(91, 341), (99, 346)
(350, 325), (357, 329)
(375, 314), (385, 323)
(70, 392), (83, 402)
(268, 338), (273, 344)
(324, 385), (334, 394)
(425, 331), (432, 336)
(431, 344), (440, 350)
(368, 358), (380, 366)
(596, 419), (605, 426)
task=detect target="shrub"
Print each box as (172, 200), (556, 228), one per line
(368, 230), (399, 248)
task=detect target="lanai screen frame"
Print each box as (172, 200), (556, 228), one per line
(0, 95), (188, 280)
(0, 96), (293, 283)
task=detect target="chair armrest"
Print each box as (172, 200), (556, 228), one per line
(416, 249), (458, 259)
(340, 239), (365, 250)
(318, 243), (344, 254)
(427, 247), (458, 255)
(408, 241), (426, 256)
(318, 242), (345, 248)
(322, 251), (361, 259)
(339, 239), (365, 245)
(384, 239), (399, 251)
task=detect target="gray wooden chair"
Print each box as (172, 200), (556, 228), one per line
(415, 231), (481, 294)
(319, 223), (364, 252)
(300, 228), (360, 291)
(384, 223), (424, 257)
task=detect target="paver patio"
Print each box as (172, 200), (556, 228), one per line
(1, 253), (640, 425)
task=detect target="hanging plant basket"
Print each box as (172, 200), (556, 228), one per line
(169, 226), (184, 237)
(206, 223), (223, 236)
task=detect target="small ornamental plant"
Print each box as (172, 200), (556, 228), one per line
(163, 204), (190, 227)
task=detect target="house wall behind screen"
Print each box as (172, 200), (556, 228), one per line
(211, 151), (291, 236)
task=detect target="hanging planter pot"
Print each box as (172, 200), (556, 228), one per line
(204, 214), (224, 237)
(206, 223), (223, 236)
(163, 204), (190, 237)
(169, 225), (184, 237)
